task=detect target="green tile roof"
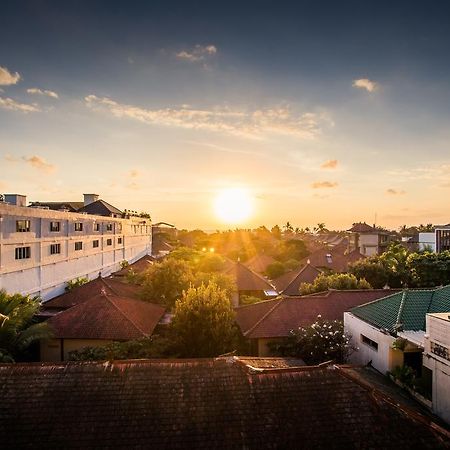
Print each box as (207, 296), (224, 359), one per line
(351, 285), (450, 332)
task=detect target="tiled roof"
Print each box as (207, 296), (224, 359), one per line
(78, 199), (123, 216)
(244, 254), (277, 274)
(29, 201), (84, 212)
(47, 292), (165, 340)
(225, 262), (276, 292)
(0, 358), (448, 448)
(348, 222), (376, 233)
(42, 277), (143, 310)
(298, 246), (365, 273)
(351, 284), (450, 332)
(113, 255), (155, 277)
(236, 290), (399, 339)
(272, 263), (322, 295)
(234, 298), (281, 334)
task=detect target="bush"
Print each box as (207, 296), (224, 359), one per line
(299, 273), (372, 295)
(65, 277), (88, 292)
(265, 261), (286, 279)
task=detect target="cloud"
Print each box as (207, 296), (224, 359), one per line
(175, 44), (217, 62)
(128, 169), (140, 178)
(320, 159), (338, 169)
(85, 95), (324, 139)
(352, 78), (378, 92)
(311, 181), (338, 189)
(4, 154), (56, 173)
(0, 66), (21, 86)
(27, 88), (59, 99)
(386, 188), (406, 195)
(0, 96), (40, 113)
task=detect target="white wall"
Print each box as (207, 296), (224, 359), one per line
(344, 312), (396, 374)
(0, 203), (151, 300)
(418, 233), (436, 252)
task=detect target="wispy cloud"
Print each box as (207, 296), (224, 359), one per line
(27, 88), (59, 99)
(311, 181), (338, 189)
(0, 97), (40, 113)
(352, 78), (378, 93)
(85, 95), (324, 139)
(320, 159), (338, 169)
(175, 44), (217, 62)
(4, 154), (56, 173)
(0, 66), (21, 85)
(386, 188), (406, 195)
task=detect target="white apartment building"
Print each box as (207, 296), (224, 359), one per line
(0, 194), (152, 300)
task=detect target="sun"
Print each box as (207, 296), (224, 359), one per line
(214, 188), (253, 224)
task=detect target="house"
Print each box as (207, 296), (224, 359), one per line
(0, 193), (151, 300)
(224, 261), (278, 306)
(0, 357), (448, 448)
(423, 312), (450, 424)
(344, 285), (450, 375)
(244, 253), (277, 274)
(152, 222), (176, 258)
(40, 290), (165, 361)
(348, 222), (395, 256)
(272, 263), (322, 295)
(112, 255), (155, 277)
(235, 289), (398, 356)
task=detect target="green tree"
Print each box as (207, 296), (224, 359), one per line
(0, 290), (51, 362)
(270, 317), (354, 364)
(265, 261), (286, 279)
(140, 259), (194, 309)
(193, 272), (236, 299)
(300, 273), (372, 295)
(197, 253), (227, 273)
(349, 257), (389, 288)
(379, 242), (411, 287)
(276, 238), (308, 262)
(170, 283), (237, 357)
(407, 251), (450, 287)
(271, 225), (282, 240)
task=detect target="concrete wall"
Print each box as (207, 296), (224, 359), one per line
(358, 234), (379, 256)
(40, 338), (113, 362)
(0, 203), (151, 300)
(423, 314), (450, 424)
(344, 312), (398, 374)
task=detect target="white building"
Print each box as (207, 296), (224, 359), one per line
(423, 312), (450, 424)
(0, 194), (152, 300)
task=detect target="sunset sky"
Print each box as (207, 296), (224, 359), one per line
(1, 1), (450, 230)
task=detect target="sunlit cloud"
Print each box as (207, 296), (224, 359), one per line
(386, 188), (406, 195)
(0, 96), (40, 113)
(320, 159), (338, 169)
(27, 88), (59, 99)
(175, 44), (217, 62)
(85, 95), (324, 139)
(4, 154), (56, 173)
(352, 78), (378, 92)
(0, 66), (21, 85)
(128, 169), (140, 178)
(311, 181), (338, 189)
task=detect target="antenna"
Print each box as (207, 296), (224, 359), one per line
(374, 212), (377, 227)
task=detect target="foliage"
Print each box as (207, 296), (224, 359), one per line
(120, 260), (129, 269)
(284, 258), (300, 271)
(407, 251), (450, 287)
(271, 225), (282, 240)
(65, 277), (89, 292)
(193, 272), (236, 299)
(270, 317), (354, 365)
(391, 337), (408, 351)
(69, 335), (174, 361)
(240, 295), (264, 305)
(299, 273), (372, 295)
(0, 290), (52, 362)
(170, 283), (238, 357)
(379, 242), (411, 287)
(265, 261), (286, 279)
(140, 259), (194, 309)
(349, 257), (389, 288)
(275, 238), (308, 262)
(196, 253), (227, 273)
(389, 365), (416, 387)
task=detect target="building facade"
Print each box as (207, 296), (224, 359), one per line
(0, 195), (151, 300)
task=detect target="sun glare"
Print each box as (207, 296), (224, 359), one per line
(214, 188), (253, 224)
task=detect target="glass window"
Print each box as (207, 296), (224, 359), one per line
(50, 221), (60, 232)
(15, 246), (31, 259)
(50, 243), (61, 255)
(74, 222), (83, 232)
(16, 220), (30, 232)
(106, 238), (112, 246)
(75, 241), (83, 251)
(93, 240), (99, 248)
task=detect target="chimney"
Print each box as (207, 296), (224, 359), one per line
(83, 193), (99, 206)
(4, 194), (27, 207)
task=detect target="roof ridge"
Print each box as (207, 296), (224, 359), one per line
(281, 263), (321, 294)
(244, 297), (284, 337)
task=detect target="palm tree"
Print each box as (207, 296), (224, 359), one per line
(0, 290), (51, 362)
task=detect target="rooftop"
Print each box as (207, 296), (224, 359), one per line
(224, 261), (276, 292)
(272, 263), (322, 295)
(0, 358), (448, 448)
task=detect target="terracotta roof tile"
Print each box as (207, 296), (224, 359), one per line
(225, 262), (276, 292)
(113, 255), (155, 277)
(273, 263), (322, 295)
(244, 254), (277, 274)
(0, 359), (447, 448)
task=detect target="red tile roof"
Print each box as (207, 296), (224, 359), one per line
(0, 358), (447, 448)
(225, 262), (276, 292)
(298, 246), (365, 272)
(47, 292), (165, 340)
(236, 289), (399, 339)
(244, 254), (277, 274)
(272, 263), (322, 295)
(113, 255), (155, 276)
(348, 222), (376, 233)
(42, 277), (143, 310)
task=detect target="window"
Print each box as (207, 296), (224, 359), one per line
(94, 223), (100, 232)
(16, 220), (30, 232)
(117, 223), (122, 232)
(361, 334), (378, 351)
(74, 241), (83, 251)
(50, 243), (61, 255)
(74, 222), (83, 232)
(326, 253), (332, 264)
(106, 223), (113, 231)
(118, 237), (122, 244)
(106, 238), (112, 246)
(50, 221), (60, 232)
(15, 246), (30, 259)
(431, 341), (450, 361)
(93, 240), (99, 248)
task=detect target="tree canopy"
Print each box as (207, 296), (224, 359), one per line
(299, 273), (371, 295)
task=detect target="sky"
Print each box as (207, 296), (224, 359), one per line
(1, 0), (450, 230)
